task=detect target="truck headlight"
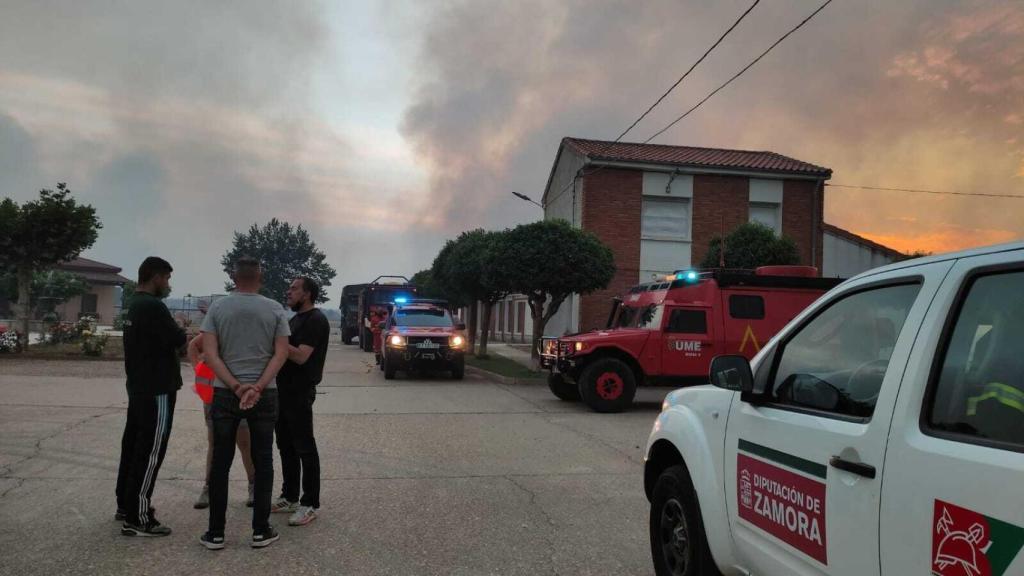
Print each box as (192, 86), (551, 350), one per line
(389, 335), (405, 347)
(451, 335), (465, 348)
(574, 342), (585, 353)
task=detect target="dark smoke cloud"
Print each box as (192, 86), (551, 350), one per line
(400, 0), (1024, 253)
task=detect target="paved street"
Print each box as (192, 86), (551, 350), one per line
(0, 344), (670, 575)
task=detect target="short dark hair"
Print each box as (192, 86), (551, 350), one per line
(138, 257), (173, 283)
(233, 256), (261, 282)
(296, 276), (320, 303)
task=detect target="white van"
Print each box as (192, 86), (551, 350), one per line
(644, 242), (1024, 576)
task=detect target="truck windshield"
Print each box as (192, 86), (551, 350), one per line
(395, 309), (453, 327)
(614, 304), (663, 329)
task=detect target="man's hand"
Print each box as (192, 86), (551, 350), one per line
(237, 384), (261, 410)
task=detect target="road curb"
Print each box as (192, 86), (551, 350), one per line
(464, 364), (543, 386)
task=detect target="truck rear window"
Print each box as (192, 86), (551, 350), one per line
(927, 270), (1024, 450)
(729, 295), (765, 319)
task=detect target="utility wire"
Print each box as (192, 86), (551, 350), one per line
(644, 0), (835, 143)
(544, 1), (762, 207)
(828, 183), (1024, 200)
(611, 0), (760, 144)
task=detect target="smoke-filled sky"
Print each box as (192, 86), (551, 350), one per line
(1, 0), (1022, 297)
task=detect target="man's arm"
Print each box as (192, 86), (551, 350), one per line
(187, 334), (203, 366)
(157, 301), (187, 349)
(253, 336), (290, 391)
(202, 332), (246, 394)
(287, 344), (315, 365)
(287, 312), (329, 365)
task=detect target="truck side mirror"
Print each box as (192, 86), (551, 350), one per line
(709, 355), (754, 393)
(456, 323), (467, 331)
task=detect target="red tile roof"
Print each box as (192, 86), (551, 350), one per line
(56, 257), (131, 285)
(563, 137), (832, 178)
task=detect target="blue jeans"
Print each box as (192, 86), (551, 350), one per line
(208, 387), (277, 535)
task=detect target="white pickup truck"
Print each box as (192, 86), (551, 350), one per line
(644, 242), (1024, 576)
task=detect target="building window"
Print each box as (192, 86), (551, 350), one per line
(641, 198), (692, 281)
(642, 198), (690, 240)
(81, 293), (98, 315)
(749, 202), (780, 234)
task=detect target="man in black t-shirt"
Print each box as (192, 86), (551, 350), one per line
(271, 276), (330, 526)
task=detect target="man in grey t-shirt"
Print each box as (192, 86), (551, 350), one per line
(199, 257), (290, 550)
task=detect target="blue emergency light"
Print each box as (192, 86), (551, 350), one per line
(675, 270), (699, 282)
(394, 297), (408, 304)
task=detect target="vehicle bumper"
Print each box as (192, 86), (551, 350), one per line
(385, 347), (464, 370)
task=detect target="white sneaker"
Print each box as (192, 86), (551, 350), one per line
(270, 498), (298, 514)
(288, 506), (318, 526)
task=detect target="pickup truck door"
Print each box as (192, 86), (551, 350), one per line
(723, 262), (951, 575)
(881, 251), (1024, 576)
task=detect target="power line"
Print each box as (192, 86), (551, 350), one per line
(644, 0), (835, 144)
(611, 0), (760, 144)
(828, 183), (1024, 200)
(544, 1), (762, 208)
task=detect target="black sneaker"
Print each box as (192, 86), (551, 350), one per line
(199, 532), (226, 550)
(251, 526), (280, 548)
(121, 520), (172, 537)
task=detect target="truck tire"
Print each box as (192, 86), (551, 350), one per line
(361, 328), (373, 352)
(578, 358), (637, 413)
(383, 355), (396, 380)
(341, 327), (354, 345)
(548, 372), (580, 402)
(650, 465), (721, 576)
(451, 357), (465, 380)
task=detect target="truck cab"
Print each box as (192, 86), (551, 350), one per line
(340, 283), (367, 345)
(644, 242), (1024, 576)
(542, 267), (841, 412)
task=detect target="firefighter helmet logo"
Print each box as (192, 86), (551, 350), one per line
(934, 507), (990, 576)
(931, 500), (1024, 576)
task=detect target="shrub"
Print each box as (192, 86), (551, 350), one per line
(0, 327), (22, 353)
(81, 330), (108, 357)
(43, 321), (77, 346)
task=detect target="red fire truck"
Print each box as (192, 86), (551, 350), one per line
(540, 266), (843, 412)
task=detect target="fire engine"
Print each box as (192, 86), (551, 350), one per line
(541, 266), (841, 412)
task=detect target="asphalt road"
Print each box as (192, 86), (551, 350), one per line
(0, 343), (671, 575)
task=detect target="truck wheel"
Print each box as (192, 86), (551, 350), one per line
(650, 465), (721, 576)
(548, 372), (580, 401)
(451, 358), (465, 380)
(383, 355), (396, 380)
(342, 328), (354, 345)
(578, 358), (637, 413)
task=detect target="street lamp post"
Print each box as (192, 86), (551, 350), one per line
(511, 192), (543, 210)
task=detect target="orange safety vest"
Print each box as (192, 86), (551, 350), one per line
(194, 361), (215, 404)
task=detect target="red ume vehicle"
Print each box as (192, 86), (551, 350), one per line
(541, 266), (843, 412)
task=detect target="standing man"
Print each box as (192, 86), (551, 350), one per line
(199, 257), (290, 550)
(271, 277), (330, 526)
(116, 256), (186, 537)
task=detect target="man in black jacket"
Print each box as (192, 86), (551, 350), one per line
(115, 256), (186, 537)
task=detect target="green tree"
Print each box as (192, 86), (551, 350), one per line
(30, 270), (90, 315)
(0, 184), (102, 348)
(220, 218), (337, 304)
(431, 229), (507, 357)
(701, 222), (800, 270)
(491, 219), (615, 361)
(120, 280), (137, 309)
(896, 250), (931, 262)
(410, 269), (447, 301)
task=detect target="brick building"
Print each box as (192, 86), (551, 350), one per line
(542, 137), (833, 336)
